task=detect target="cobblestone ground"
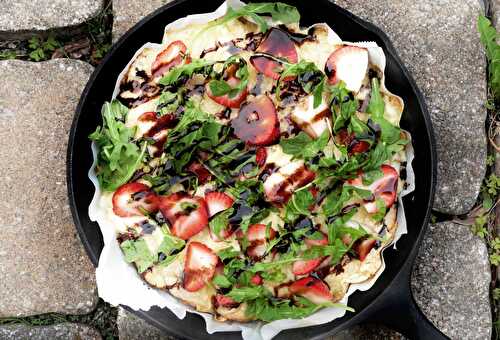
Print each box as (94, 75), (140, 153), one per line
(0, 0), (495, 339)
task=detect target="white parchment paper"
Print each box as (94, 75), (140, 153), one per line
(89, 1), (416, 339)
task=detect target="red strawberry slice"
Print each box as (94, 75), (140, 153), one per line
(231, 95), (280, 146)
(205, 191), (234, 217)
(325, 46), (368, 93)
(187, 162), (212, 184)
(206, 75), (248, 108)
(152, 40), (188, 78)
(215, 294), (239, 308)
(112, 182), (159, 217)
(250, 273), (263, 285)
(242, 224), (276, 259)
(158, 193), (208, 240)
(255, 147), (267, 167)
(251, 28), (298, 79)
(264, 164), (316, 204)
(183, 242), (217, 292)
(289, 277), (333, 304)
(337, 129), (370, 155)
(354, 238), (377, 261)
(209, 226), (233, 242)
(247, 224), (276, 242)
(292, 258), (323, 276)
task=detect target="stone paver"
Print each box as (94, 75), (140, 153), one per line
(117, 308), (174, 340)
(113, 0), (174, 41)
(493, 0), (500, 31)
(411, 222), (491, 339)
(0, 0), (105, 39)
(0, 323), (101, 340)
(0, 59), (98, 317)
(334, 0), (487, 215)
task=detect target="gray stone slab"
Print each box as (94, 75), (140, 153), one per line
(0, 0), (105, 39)
(0, 59), (98, 317)
(493, 0), (500, 31)
(0, 323), (101, 340)
(411, 222), (491, 339)
(117, 308), (175, 340)
(113, 0), (174, 41)
(333, 0), (488, 215)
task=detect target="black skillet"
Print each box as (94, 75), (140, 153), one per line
(67, 0), (444, 338)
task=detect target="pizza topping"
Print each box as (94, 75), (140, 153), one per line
(250, 28), (298, 79)
(159, 193), (209, 240)
(112, 182), (159, 217)
(215, 294), (239, 308)
(183, 242), (218, 292)
(325, 45), (368, 93)
(152, 40), (189, 78)
(138, 112), (177, 156)
(242, 224), (276, 259)
(263, 161), (316, 204)
(293, 233), (328, 275)
(205, 191), (235, 217)
(337, 128), (371, 155)
(187, 162), (212, 184)
(289, 277), (333, 304)
(206, 60), (249, 108)
(353, 238), (377, 261)
(231, 95), (280, 146)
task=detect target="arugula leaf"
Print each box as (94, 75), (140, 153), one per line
(280, 130), (329, 160)
(157, 229), (185, 255)
(212, 275), (233, 288)
(208, 3), (300, 33)
(209, 208), (234, 238)
(157, 89), (184, 115)
(89, 100), (146, 191)
(227, 286), (270, 302)
(167, 100), (211, 139)
(370, 198), (387, 222)
(276, 61), (325, 108)
(283, 188), (315, 223)
(159, 59), (214, 86)
(366, 78), (401, 144)
(120, 239), (156, 273)
(217, 247), (240, 261)
(478, 15), (500, 100)
(327, 82), (358, 132)
(322, 185), (371, 217)
(208, 56), (249, 98)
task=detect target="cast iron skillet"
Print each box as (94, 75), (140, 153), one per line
(67, 0), (444, 338)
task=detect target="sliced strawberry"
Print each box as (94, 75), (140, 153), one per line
(377, 164), (399, 208)
(250, 273), (263, 285)
(247, 224), (276, 242)
(289, 277), (333, 304)
(152, 40), (188, 78)
(242, 224), (276, 259)
(292, 258), (323, 276)
(215, 294), (239, 308)
(206, 75), (248, 108)
(255, 147), (267, 167)
(305, 233), (329, 247)
(205, 191), (234, 217)
(142, 113), (177, 156)
(337, 129), (371, 155)
(251, 28), (298, 79)
(231, 95), (279, 146)
(187, 162), (212, 184)
(112, 182), (159, 217)
(183, 242), (217, 292)
(209, 225), (233, 242)
(158, 193), (208, 240)
(325, 46), (368, 93)
(354, 238), (377, 261)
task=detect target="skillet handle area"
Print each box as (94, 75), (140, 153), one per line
(362, 261), (450, 340)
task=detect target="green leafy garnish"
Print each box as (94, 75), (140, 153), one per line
(322, 185), (371, 217)
(227, 285), (270, 302)
(283, 187), (315, 223)
(208, 2), (300, 33)
(212, 275), (233, 288)
(276, 61), (325, 108)
(89, 100), (146, 191)
(208, 56), (249, 98)
(327, 81), (358, 132)
(159, 59), (214, 86)
(120, 239), (156, 273)
(280, 130), (330, 160)
(209, 208), (234, 238)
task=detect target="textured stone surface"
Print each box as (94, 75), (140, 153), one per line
(493, 0), (500, 30)
(333, 0), (488, 214)
(0, 323), (101, 340)
(113, 0), (174, 41)
(411, 222), (491, 339)
(332, 324), (403, 340)
(0, 0), (105, 38)
(117, 308), (175, 340)
(0, 59), (98, 316)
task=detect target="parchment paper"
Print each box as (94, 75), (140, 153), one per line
(89, 1), (416, 339)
